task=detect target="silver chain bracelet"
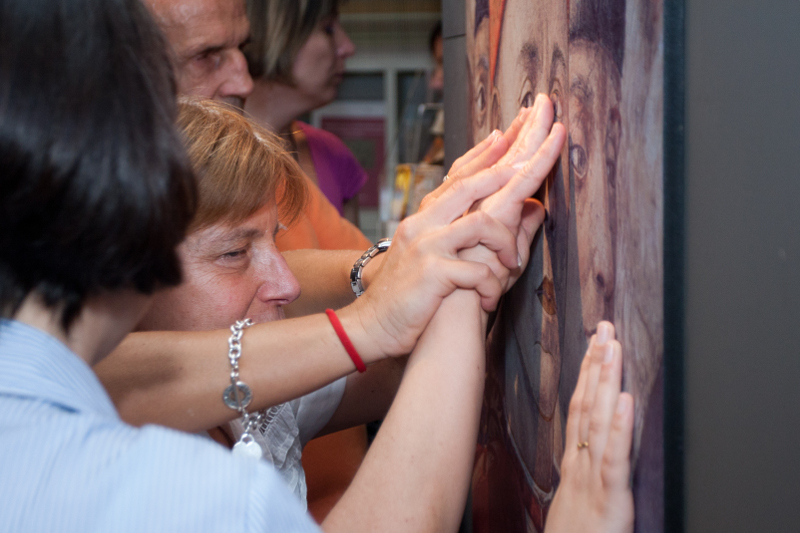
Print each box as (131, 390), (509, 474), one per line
(222, 318), (264, 459)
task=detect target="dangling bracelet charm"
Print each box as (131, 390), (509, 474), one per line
(223, 318), (264, 459)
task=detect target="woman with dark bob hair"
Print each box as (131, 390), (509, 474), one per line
(0, 0), (634, 531)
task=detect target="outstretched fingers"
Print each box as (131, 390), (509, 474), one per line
(414, 164), (517, 226)
(447, 129), (508, 182)
(497, 94), (556, 167)
(588, 339), (624, 468)
(603, 392), (634, 491)
(547, 320), (634, 533)
(578, 323), (615, 445)
(565, 345), (593, 452)
(490, 122), (566, 216)
(497, 105), (532, 156)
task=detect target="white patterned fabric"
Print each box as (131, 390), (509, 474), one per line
(227, 377), (346, 508)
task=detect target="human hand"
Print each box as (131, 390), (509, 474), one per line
(341, 170), (523, 358)
(545, 321), (635, 533)
(458, 94), (566, 290)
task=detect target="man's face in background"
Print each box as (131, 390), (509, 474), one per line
(148, 0), (253, 106)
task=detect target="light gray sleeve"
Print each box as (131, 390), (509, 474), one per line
(295, 376), (347, 445)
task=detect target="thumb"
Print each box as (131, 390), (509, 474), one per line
(519, 198), (545, 248)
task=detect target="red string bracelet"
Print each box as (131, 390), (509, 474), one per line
(325, 309), (367, 373)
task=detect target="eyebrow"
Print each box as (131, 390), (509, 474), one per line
(570, 76), (594, 109)
(518, 42), (540, 79)
(204, 227), (263, 248)
(550, 45), (566, 83)
(477, 56), (489, 74)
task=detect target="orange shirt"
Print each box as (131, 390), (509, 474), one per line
(277, 174), (371, 252)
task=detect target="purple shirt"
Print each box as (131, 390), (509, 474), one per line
(295, 121), (368, 215)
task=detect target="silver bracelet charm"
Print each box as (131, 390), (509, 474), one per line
(350, 238), (392, 297)
(223, 318), (264, 459)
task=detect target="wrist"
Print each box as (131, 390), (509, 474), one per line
(333, 302), (395, 366)
(358, 248), (386, 293)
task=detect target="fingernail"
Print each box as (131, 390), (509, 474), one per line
(596, 322), (611, 344)
(517, 253), (523, 268)
(490, 130), (502, 144)
(616, 394), (630, 414)
(603, 343), (614, 364)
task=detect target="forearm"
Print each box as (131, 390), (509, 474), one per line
(320, 356), (407, 436)
(282, 249), (386, 318)
(95, 307), (388, 432)
(322, 290), (487, 533)
(282, 250), (359, 317)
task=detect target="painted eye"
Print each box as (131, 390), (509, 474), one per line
(491, 91), (501, 130)
(550, 89), (563, 122)
(570, 142), (588, 180)
(520, 91), (535, 109)
(536, 275), (557, 316)
(476, 86), (486, 113)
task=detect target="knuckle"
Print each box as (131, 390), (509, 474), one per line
(601, 451), (619, 475)
(588, 416), (604, 437)
(580, 396), (593, 418)
(394, 220), (414, 242)
(569, 395), (583, 419)
(449, 176), (467, 196)
(418, 194), (433, 211)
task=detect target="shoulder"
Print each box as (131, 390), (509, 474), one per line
(0, 411), (319, 532)
(296, 122), (358, 164)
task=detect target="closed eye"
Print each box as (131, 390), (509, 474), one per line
(220, 249), (247, 260)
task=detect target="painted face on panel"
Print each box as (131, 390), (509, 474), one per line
(291, 15), (356, 109)
(493, 0), (568, 131)
(467, 0), (491, 146)
(568, 39), (621, 339)
(137, 201), (301, 332)
(150, 0), (253, 107)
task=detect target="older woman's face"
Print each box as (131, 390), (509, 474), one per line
(291, 15), (355, 110)
(137, 201), (300, 332)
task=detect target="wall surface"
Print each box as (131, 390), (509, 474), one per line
(683, 0), (800, 531)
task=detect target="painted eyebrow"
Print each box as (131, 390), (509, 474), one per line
(519, 42), (540, 78)
(550, 45), (567, 82)
(570, 76), (594, 108)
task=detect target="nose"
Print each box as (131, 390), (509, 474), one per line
(218, 49), (254, 102)
(254, 252), (301, 307)
(335, 23), (356, 59)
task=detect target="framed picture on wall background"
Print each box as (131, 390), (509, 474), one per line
(460, 0), (683, 531)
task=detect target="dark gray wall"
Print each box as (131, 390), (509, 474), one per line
(442, 0), (467, 170)
(683, 0), (800, 531)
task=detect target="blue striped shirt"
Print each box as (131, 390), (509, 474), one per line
(0, 320), (321, 533)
